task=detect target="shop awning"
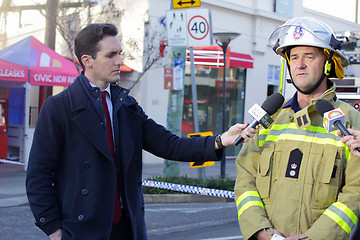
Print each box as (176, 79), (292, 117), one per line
(120, 64), (133, 72)
(186, 46), (254, 69)
(0, 36), (79, 87)
(0, 59), (28, 82)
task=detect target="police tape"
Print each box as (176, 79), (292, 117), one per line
(142, 179), (235, 199)
(0, 159), (27, 166)
(0, 160), (235, 198)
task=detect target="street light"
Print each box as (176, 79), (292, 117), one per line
(213, 32), (240, 178)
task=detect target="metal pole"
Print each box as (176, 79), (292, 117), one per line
(190, 47), (200, 134)
(189, 47), (205, 181)
(356, 0), (359, 23)
(220, 43), (228, 178)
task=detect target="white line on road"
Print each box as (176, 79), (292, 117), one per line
(199, 236), (243, 240)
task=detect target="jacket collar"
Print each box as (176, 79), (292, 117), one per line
(283, 80), (337, 113)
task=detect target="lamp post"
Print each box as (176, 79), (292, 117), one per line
(213, 32), (240, 178)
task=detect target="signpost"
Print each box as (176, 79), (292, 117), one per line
(165, 3), (214, 179)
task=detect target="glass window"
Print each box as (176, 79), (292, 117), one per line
(267, 65), (280, 95)
(182, 66), (246, 157)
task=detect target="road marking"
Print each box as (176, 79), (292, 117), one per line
(199, 236), (243, 240)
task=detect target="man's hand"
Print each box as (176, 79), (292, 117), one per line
(49, 228), (62, 240)
(217, 123), (257, 149)
(255, 228), (284, 240)
(337, 128), (360, 157)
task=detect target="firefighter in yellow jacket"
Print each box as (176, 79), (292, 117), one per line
(235, 17), (360, 240)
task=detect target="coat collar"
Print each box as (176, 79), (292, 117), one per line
(67, 74), (131, 162)
(68, 73), (131, 113)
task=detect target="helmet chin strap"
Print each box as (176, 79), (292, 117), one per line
(286, 51), (334, 95)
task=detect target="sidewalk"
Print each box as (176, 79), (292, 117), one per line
(0, 159), (238, 208)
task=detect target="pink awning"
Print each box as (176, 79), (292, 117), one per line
(0, 59), (28, 82)
(0, 36), (79, 86)
(28, 37), (79, 86)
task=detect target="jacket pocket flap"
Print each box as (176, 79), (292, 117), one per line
(320, 147), (337, 183)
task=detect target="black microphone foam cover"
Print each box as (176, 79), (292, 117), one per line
(315, 99), (335, 116)
(261, 92), (285, 115)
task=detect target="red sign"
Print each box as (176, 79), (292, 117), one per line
(164, 68), (173, 90)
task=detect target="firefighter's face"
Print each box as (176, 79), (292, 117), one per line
(289, 46), (327, 92)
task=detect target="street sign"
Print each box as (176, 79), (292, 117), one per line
(186, 8), (212, 46)
(166, 8), (212, 47)
(187, 131), (215, 168)
(166, 10), (188, 46)
(173, 59), (184, 90)
(172, 0), (201, 9)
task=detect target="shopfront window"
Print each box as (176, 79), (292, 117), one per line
(267, 65), (280, 96)
(182, 66), (246, 157)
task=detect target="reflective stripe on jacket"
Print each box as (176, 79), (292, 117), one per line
(235, 82), (360, 240)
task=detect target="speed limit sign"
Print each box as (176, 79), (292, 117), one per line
(166, 8), (212, 47)
(186, 8), (212, 46)
(188, 15), (209, 40)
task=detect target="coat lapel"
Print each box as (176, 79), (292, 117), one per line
(112, 86), (138, 176)
(68, 78), (113, 162)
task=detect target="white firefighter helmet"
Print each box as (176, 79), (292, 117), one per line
(269, 16), (349, 69)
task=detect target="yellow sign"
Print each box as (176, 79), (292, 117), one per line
(172, 0), (201, 9)
(187, 131), (215, 168)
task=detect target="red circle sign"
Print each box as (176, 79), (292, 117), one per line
(187, 15), (209, 40)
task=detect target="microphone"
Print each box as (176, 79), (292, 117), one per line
(315, 99), (360, 152)
(234, 92), (284, 145)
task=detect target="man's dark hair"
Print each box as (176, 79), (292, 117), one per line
(75, 23), (118, 69)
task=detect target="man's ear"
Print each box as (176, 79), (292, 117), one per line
(81, 55), (93, 69)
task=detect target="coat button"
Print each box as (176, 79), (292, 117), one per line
(78, 214), (84, 221)
(83, 162), (91, 168)
(81, 188), (89, 195)
(120, 98), (123, 101)
(39, 217), (46, 223)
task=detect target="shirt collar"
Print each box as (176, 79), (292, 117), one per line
(282, 92), (301, 113)
(88, 81), (111, 97)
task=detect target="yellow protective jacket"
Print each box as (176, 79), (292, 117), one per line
(235, 82), (360, 240)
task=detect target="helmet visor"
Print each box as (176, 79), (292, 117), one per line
(269, 17), (338, 53)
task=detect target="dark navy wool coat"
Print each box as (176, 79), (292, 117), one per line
(26, 74), (223, 240)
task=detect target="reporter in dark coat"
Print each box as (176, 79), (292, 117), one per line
(26, 23), (255, 240)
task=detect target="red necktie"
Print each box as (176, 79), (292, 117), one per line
(101, 91), (122, 223)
